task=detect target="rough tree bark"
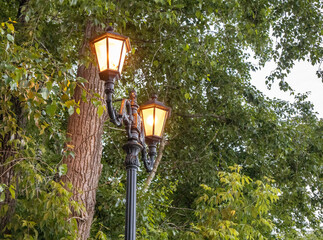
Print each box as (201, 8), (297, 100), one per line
(62, 23), (106, 240)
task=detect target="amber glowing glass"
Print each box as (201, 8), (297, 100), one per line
(94, 38), (107, 71)
(154, 108), (167, 137)
(140, 97), (171, 141)
(108, 38), (124, 71)
(142, 108), (154, 136)
(119, 43), (127, 74)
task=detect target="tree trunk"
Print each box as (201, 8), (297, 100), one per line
(62, 23), (106, 240)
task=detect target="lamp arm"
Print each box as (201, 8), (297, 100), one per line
(104, 83), (159, 173)
(141, 133), (157, 173)
(104, 80), (134, 129)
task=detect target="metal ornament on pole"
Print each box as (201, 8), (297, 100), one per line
(91, 27), (170, 240)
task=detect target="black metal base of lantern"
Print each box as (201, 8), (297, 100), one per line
(99, 69), (120, 82)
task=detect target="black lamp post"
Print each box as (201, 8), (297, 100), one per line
(91, 27), (171, 240)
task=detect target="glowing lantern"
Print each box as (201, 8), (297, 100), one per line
(91, 27), (131, 81)
(140, 95), (171, 141)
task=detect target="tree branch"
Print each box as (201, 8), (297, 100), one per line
(174, 112), (226, 121)
(143, 136), (166, 191)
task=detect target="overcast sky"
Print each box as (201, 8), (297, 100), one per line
(250, 61), (323, 119)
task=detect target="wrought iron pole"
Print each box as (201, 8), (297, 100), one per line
(123, 91), (142, 240)
(123, 142), (141, 240)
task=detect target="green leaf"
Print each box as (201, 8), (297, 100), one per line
(195, 10), (201, 19)
(7, 23), (14, 32)
(69, 151), (75, 158)
(0, 184), (5, 192)
(76, 108), (80, 115)
(65, 100), (75, 108)
(77, 77), (88, 83)
(81, 89), (87, 102)
(97, 105), (104, 117)
(41, 88), (49, 99)
(70, 0), (77, 5)
(9, 185), (15, 199)
(0, 192), (5, 202)
(46, 81), (53, 91)
(43, 212), (50, 221)
(46, 103), (57, 116)
(68, 106), (74, 115)
(59, 164), (68, 177)
(6, 33), (14, 42)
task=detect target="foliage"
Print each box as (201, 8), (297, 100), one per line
(0, 0), (322, 239)
(186, 165), (280, 240)
(0, 18), (78, 239)
(0, 15), (103, 239)
(2, 179), (81, 239)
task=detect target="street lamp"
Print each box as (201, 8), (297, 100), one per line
(91, 27), (171, 240)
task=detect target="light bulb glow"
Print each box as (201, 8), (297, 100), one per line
(147, 115), (153, 126)
(147, 115), (158, 127)
(142, 108), (154, 136)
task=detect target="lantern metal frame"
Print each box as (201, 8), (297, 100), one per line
(91, 28), (171, 240)
(90, 27), (131, 82)
(139, 95), (171, 142)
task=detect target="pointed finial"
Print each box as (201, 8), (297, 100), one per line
(130, 90), (137, 100)
(106, 26), (114, 32)
(151, 94), (157, 100)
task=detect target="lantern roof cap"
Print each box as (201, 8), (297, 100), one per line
(106, 26), (114, 32)
(90, 28), (131, 53)
(140, 95), (171, 116)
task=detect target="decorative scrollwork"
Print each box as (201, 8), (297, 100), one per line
(123, 141), (141, 167)
(105, 84), (157, 172)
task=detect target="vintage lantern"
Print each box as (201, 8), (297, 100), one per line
(91, 27), (131, 81)
(140, 95), (171, 141)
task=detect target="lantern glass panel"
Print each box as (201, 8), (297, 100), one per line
(154, 108), (167, 137)
(94, 38), (107, 72)
(108, 38), (124, 71)
(119, 44), (127, 74)
(142, 108), (154, 136)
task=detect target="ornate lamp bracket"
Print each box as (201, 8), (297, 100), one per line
(104, 81), (157, 172)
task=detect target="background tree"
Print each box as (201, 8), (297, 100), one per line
(0, 0), (322, 239)
(187, 165), (281, 240)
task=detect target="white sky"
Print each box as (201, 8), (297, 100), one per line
(250, 61), (323, 119)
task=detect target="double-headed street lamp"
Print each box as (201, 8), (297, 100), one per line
(91, 27), (171, 240)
